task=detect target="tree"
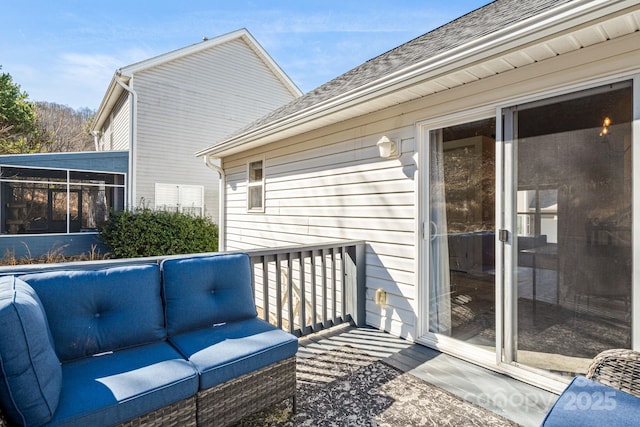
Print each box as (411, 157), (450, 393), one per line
(35, 102), (95, 152)
(0, 67), (44, 154)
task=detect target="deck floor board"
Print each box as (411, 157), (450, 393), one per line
(298, 325), (557, 427)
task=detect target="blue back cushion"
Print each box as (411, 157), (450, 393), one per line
(161, 253), (257, 336)
(0, 276), (62, 426)
(20, 264), (165, 362)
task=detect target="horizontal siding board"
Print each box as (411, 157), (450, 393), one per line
(265, 192), (414, 208)
(224, 215), (414, 233)
(366, 252), (416, 273)
(226, 223), (413, 247)
(227, 205), (414, 219)
(267, 166), (414, 191)
(366, 311), (416, 340)
(267, 180), (413, 199)
(366, 264), (415, 287)
(366, 275), (416, 298)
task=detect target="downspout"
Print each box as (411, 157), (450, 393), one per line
(90, 130), (102, 151)
(204, 155), (226, 252)
(114, 73), (137, 210)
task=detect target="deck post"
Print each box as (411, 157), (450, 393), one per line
(345, 242), (366, 327)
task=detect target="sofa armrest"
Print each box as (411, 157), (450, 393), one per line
(542, 376), (640, 426)
(586, 349), (640, 398)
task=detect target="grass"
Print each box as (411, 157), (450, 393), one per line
(0, 244), (110, 266)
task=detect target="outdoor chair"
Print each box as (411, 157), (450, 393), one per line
(585, 348), (640, 397)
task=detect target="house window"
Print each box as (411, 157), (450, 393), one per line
(0, 166), (126, 234)
(155, 183), (204, 216)
(247, 159), (264, 212)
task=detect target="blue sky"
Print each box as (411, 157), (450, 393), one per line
(1, 1), (489, 111)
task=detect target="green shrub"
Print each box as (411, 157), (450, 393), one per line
(99, 208), (218, 258)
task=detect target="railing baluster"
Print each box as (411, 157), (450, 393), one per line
(341, 246), (347, 322)
(331, 248), (337, 326)
(310, 250), (318, 331)
(287, 252), (294, 335)
(321, 249), (328, 328)
(250, 258), (256, 295)
(262, 255), (269, 323)
(275, 254), (283, 329)
(299, 251), (306, 335)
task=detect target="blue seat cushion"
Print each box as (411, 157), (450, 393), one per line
(169, 317), (298, 389)
(161, 253), (257, 336)
(0, 276), (62, 427)
(542, 376), (640, 426)
(20, 264), (165, 362)
(48, 342), (198, 427)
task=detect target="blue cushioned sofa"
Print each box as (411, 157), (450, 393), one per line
(0, 253), (298, 427)
(542, 349), (640, 426)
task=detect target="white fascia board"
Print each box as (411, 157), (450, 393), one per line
(118, 28), (249, 76)
(90, 73), (127, 133)
(197, 0), (638, 158)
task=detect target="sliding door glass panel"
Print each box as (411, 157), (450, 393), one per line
(429, 117), (496, 350)
(510, 82), (632, 376)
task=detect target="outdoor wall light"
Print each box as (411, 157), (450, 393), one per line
(377, 136), (399, 159)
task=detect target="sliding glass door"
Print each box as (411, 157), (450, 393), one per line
(422, 78), (635, 385)
(502, 81), (633, 376)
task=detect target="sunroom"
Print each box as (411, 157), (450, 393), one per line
(0, 151), (128, 258)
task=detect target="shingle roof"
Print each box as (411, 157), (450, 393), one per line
(220, 0), (572, 142)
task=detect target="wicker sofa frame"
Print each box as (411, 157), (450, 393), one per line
(0, 357), (296, 427)
(585, 348), (640, 398)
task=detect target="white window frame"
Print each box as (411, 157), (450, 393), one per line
(246, 157), (265, 213)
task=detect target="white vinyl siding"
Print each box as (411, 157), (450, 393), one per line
(131, 38), (296, 219)
(224, 125), (418, 339)
(221, 31), (640, 341)
(99, 93), (130, 152)
(110, 94), (130, 151)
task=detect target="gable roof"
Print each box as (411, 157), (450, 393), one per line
(198, 0), (640, 157)
(91, 28), (301, 133)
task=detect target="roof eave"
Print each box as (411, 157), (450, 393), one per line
(90, 74), (128, 133)
(197, 0), (636, 159)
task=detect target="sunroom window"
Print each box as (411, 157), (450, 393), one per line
(0, 166), (125, 234)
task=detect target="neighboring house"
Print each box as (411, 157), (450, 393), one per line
(91, 29), (301, 222)
(0, 151), (128, 258)
(198, 0), (640, 392)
